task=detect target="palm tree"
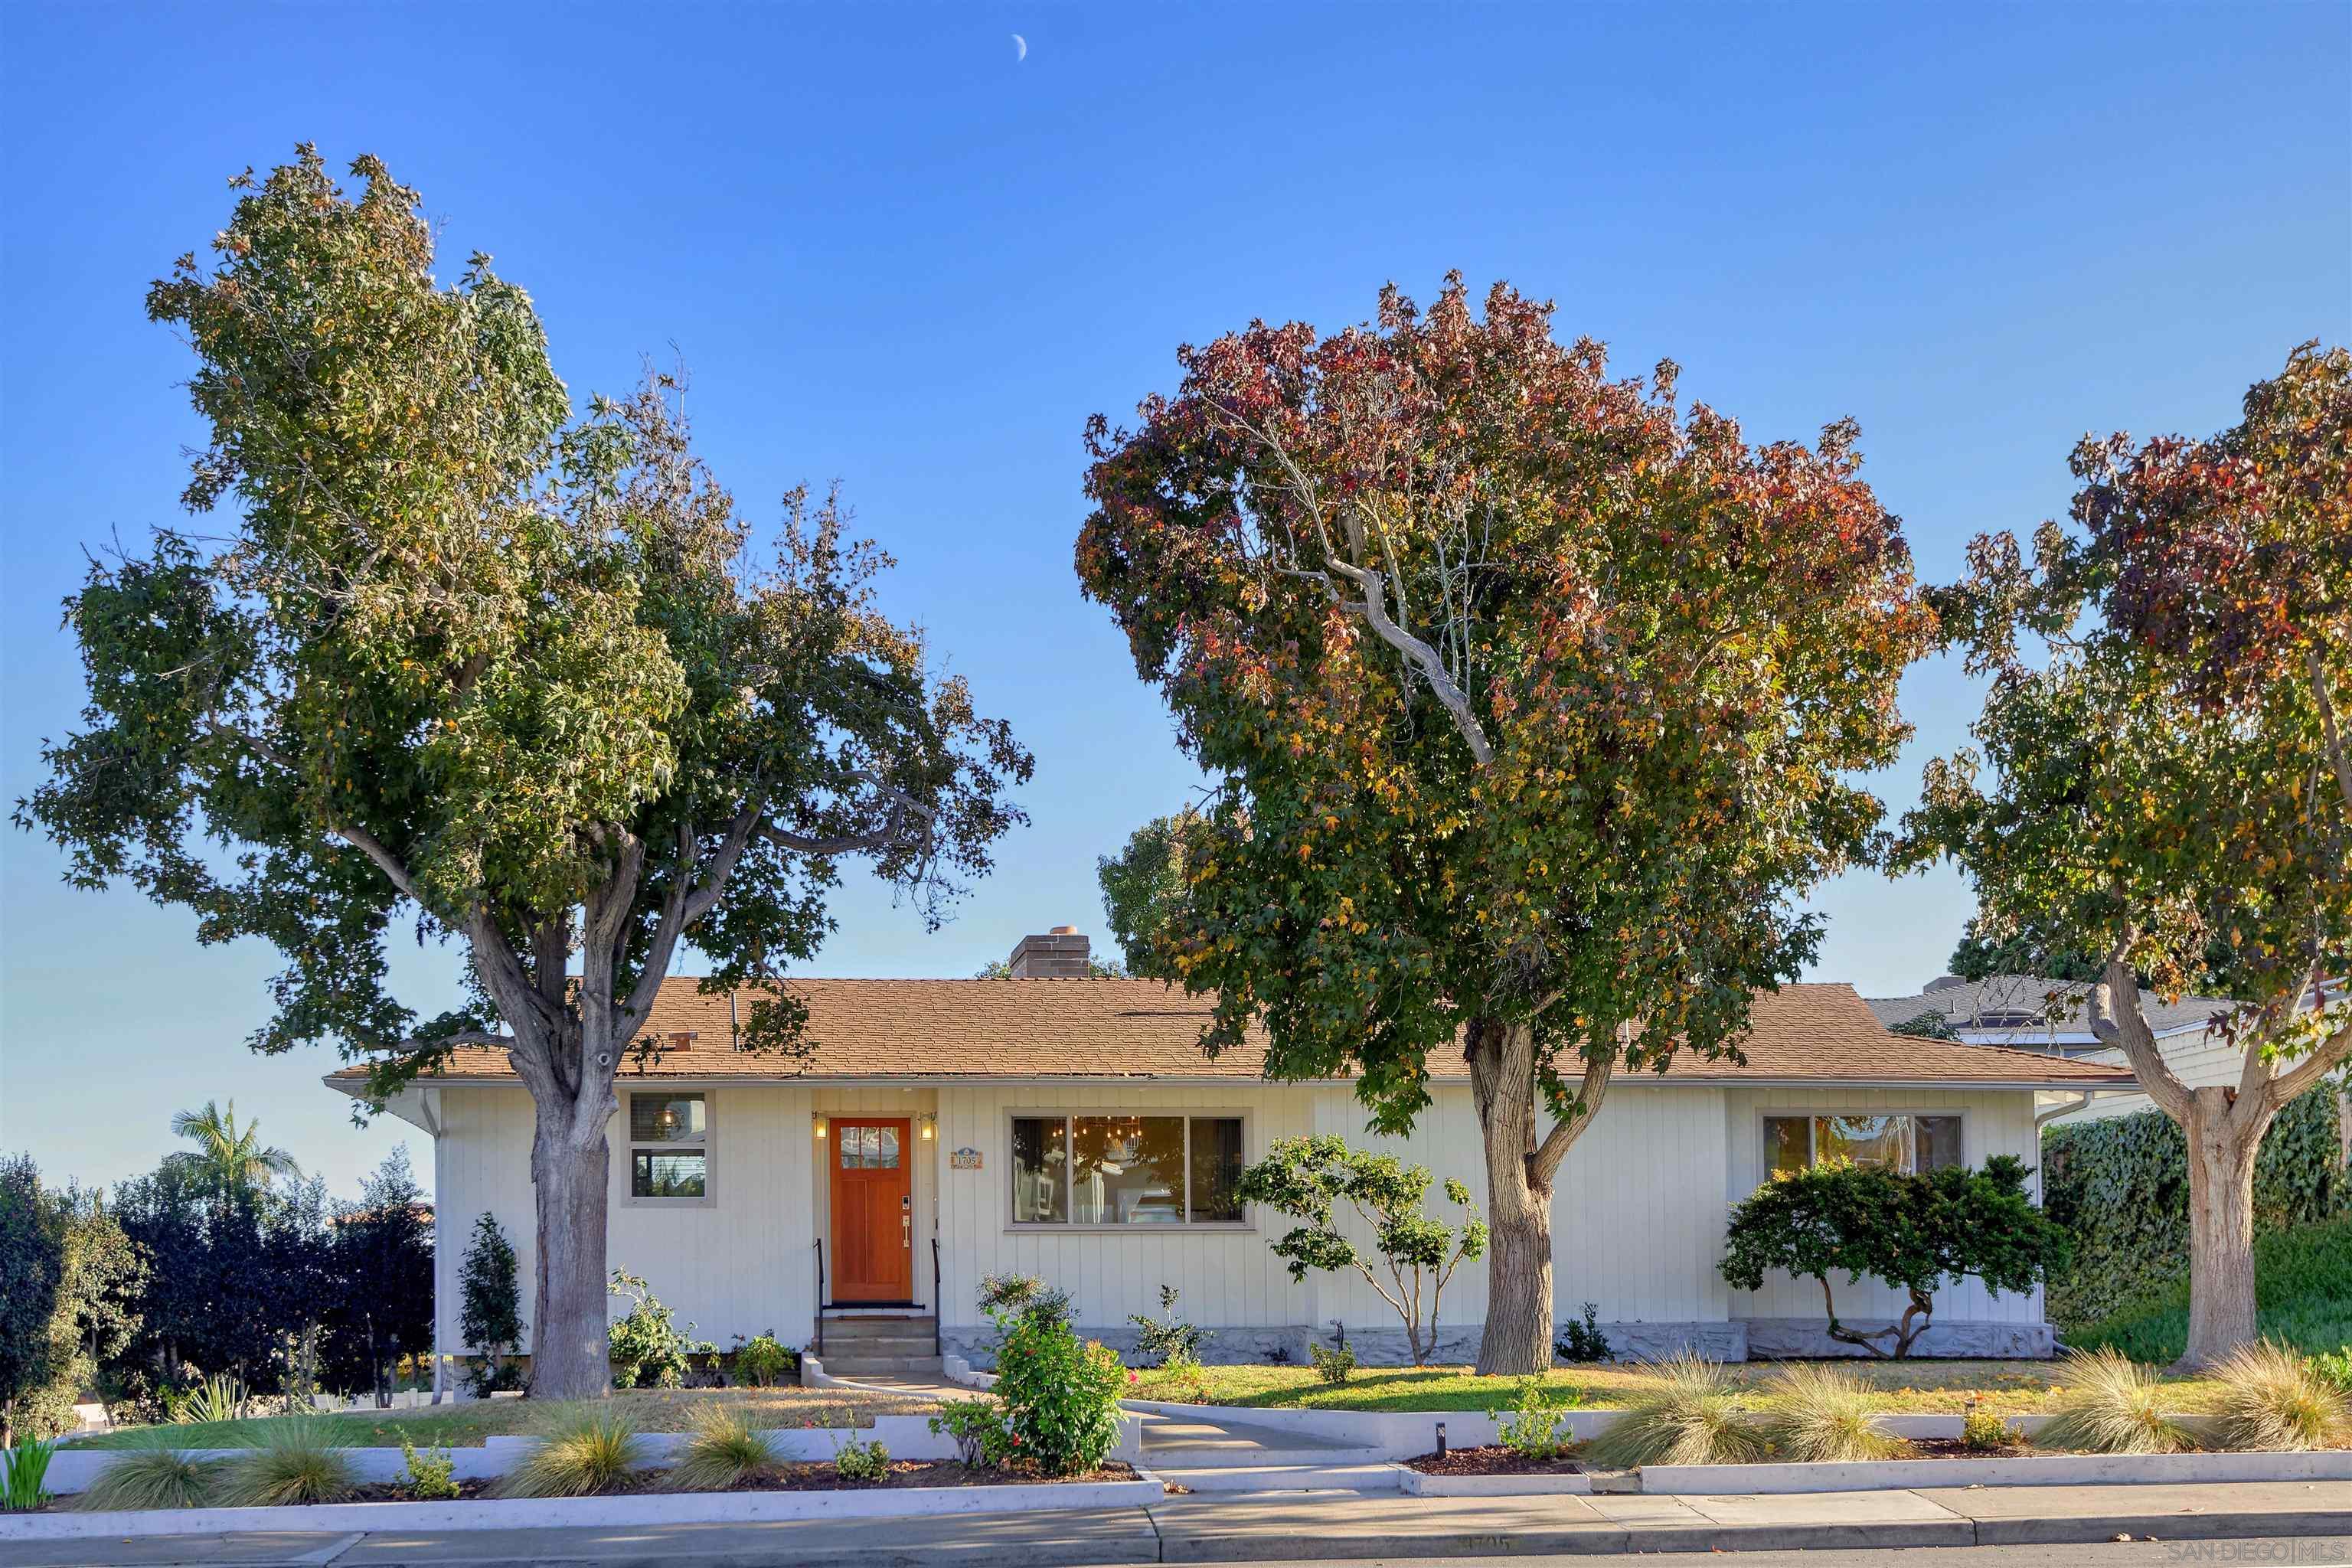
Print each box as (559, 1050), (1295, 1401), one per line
(163, 1100), (299, 1204)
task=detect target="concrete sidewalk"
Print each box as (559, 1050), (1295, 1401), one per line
(2, 1480), (2346, 1566)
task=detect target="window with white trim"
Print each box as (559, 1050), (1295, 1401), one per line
(629, 1092), (709, 1198)
(1763, 1113), (1962, 1178)
(1010, 1114), (1245, 1226)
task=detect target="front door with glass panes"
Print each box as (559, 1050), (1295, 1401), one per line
(829, 1119), (912, 1302)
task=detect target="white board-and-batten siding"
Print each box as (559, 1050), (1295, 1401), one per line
(427, 1078), (2049, 1354)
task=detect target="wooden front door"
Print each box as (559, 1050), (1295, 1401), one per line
(829, 1119), (913, 1302)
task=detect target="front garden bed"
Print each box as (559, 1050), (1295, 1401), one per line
(1405, 1445), (1583, 1477)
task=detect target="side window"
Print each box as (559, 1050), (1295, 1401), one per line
(629, 1092), (709, 1198)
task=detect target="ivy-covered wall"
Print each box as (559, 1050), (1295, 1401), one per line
(2042, 1082), (2348, 1331)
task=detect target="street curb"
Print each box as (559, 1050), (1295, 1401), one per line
(0, 1475), (1165, 1542)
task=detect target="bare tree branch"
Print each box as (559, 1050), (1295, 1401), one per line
(1530, 1050), (1615, 1188)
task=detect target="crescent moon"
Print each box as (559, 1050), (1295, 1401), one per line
(1013, 34), (1027, 61)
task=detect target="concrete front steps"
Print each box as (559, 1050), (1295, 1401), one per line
(812, 1313), (940, 1377)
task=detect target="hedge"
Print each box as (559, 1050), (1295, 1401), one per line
(2041, 1080), (2347, 1331)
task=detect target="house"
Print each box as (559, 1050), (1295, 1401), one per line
(332, 933), (2133, 1378)
(1866, 973), (2245, 1125)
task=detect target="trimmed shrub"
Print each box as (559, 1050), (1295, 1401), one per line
(831, 1436), (890, 1483)
(2043, 1086), (2345, 1331)
(1555, 1302), (1614, 1364)
(2207, 1340), (2351, 1452)
(1582, 1354), (1765, 1468)
(1488, 1377), (1580, 1462)
(216, 1419), (358, 1507)
(730, 1333), (796, 1388)
(665, 1403), (780, 1491)
(1962, 1406), (2017, 1452)
(497, 1404), (646, 1498)
(400, 1436), (459, 1501)
(2034, 1349), (2191, 1454)
(1758, 1364), (1898, 1463)
(1720, 1157), (2067, 1357)
(1309, 1343), (1356, 1386)
(74, 1435), (224, 1511)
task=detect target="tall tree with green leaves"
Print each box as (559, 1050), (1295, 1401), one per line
(1076, 276), (1932, 1371)
(1096, 808), (1202, 980)
(1905, 343), (2352, 1368)
(15, 149), (1029, 1399)
(162, 1101), (299, 1209)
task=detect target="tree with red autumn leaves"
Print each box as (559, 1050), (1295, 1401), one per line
(1907, 342), (2352, 1368)
(1078, 276), (1934, 1374)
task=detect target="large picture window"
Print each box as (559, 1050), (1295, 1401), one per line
(629, 1092), (710, 1199)
(1010, 1114), (1246, 1227)
(1764, 1113), (1962, 1178)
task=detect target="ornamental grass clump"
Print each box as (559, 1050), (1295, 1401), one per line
(1581, 1353), (1766, 1469)
(74, 1433), (224, 1511)
(2034, 1349), (2191, 1455)
(496, 1404), (647, 1498)
(2207, 1340), (2350, 1452)
(216, 1419), (359, 1508)
(1757, 1364), (1900, 1463)
(665, 1403), (782, 1491)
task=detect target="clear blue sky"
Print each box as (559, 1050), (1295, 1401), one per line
(3, 3), (2346, 1198)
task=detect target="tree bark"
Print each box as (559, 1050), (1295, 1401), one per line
(1465, 1018), (1594, 1376)
(526, 1094), (612, 1400)
(2177, 1086), (2268, 1370)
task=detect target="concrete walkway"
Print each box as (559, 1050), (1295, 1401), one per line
(3, 1480), (2347, 1566)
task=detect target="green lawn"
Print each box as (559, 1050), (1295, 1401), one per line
(2068, 1214), (2352, 1364)
(1126, 1358), (2228, 1416)
(68, 1384), (939, 1449)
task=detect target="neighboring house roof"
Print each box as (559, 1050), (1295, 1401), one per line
(1865, 974), (2240, 1041)
(325, 978), (2135, 1096)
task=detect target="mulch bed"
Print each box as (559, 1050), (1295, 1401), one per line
(347, 1479), (498, 1501)
(714, 1459), (1138, 1491)
(1896, 1439), (2032, 1460)
(1406, 1445), (1584, 1477)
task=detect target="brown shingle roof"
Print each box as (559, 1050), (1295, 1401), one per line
(325, 978), (2136, 1092)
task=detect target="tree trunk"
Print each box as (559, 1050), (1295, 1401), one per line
(1468, 1018), (1555, 1376)
(527, 1097), (612, 1400)
(2177, 1086), (2268, 1371)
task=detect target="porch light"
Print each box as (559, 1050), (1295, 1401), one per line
(920, 1113), (936, 1141)
(814, 1116), (829, 1140)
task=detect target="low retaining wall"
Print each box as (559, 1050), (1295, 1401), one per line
(0, 1471), (1164, 1541)
(942, 1318), (2047, 1367)
(42, 1414), (962, 1499)
(1636, 1446), (2352, 1494)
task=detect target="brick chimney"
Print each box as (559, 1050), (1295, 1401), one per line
(1008, 926), (1090, 978)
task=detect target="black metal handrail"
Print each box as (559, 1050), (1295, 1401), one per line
(930, 1236), (942, 1358)
(812, 1239), (826, 1359)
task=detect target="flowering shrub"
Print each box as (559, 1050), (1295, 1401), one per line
(990, 1297), (1128, 1475)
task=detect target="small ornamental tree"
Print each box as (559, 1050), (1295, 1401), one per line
(14, 149), (1028, 1399)
(1236, 1135), (1488, 1367)
(1904, 343), (2351, 1368)
(458, 1214), (524, 1391)
(1078, 276), (1932, 1370)
(1718, 1157), (2068, 1357)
